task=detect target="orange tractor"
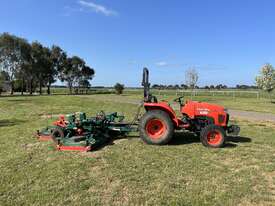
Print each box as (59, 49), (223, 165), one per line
(139, 68), (240, 148)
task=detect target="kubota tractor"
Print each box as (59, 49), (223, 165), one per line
(139, 68), (240, 148)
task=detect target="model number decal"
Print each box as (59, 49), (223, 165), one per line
(197, 108), (209, 115)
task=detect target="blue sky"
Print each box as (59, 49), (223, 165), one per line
(1, 0), (275, 87)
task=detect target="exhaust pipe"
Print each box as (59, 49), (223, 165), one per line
(142, 68), (150, 102)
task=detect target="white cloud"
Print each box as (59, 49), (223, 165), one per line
(78, 0), (118, 16)
(155, 61), (169, 67)
(63, 5), (83, 16)
(128, 60), (138, 65)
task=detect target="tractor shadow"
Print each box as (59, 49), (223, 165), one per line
(93, 134), (140, 151)
(225, 136), (252, 148)
(0, 119), (26, 127)
(169, 131), (252, 148)
(169, 132), (200, 145)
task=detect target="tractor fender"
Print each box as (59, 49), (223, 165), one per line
(144, 102), (179, 127)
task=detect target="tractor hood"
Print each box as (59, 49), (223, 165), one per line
(182, 100), (227, 118)
(191, 101), (225, 112)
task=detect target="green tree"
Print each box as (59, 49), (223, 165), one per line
(77, 65), (95, 93)
(15, 64), (27, 95)
(31, 42), (56, 95)
(13, 79), (27, 93)
(0, 33), (31, 95)
(29, 42), (44, 94)
(79, 79), (91, 94)
(0, 70), (10, 94)
(59, 56), (85, 94)
(49, 46), (66, 95)
(114, 83), (124, 95)
(256, 63), (275, 101)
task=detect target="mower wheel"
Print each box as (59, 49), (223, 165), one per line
(200, 125), (226, 148)
(51, 128), (64, 142)
(139, 110), (174, 145)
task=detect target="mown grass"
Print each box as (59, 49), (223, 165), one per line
(1, 95), (275, 205)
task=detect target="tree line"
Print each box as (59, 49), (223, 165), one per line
(0, 33), (95, 95)
(151, 84), (257, 90)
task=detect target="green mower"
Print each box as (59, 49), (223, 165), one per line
(37, 111), (138, 151)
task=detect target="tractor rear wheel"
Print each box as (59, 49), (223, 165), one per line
(139, 110), (174, 145)
(200, 125), (226, 148)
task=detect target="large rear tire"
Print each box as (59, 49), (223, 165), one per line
(139, 110), (174, 145)
(200, 125), (226, 148)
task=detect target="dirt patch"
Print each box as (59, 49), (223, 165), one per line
(229, 109), (275, 123)
(21, 142), (41, 150)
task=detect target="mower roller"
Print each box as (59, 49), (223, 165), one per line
(36, 68), (240, 151)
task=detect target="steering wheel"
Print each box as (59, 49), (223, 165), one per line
(173, 96), (184, 106)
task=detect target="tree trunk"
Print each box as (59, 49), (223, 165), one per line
(47, 84), (51, 95)
(47, 77), (51, 95)
(30, 80), (33, 95)
(10, 81), (14, 95)
(69, 84), (72, 95)
(39, 81), (42, 95)
(21, 78), (24, 96)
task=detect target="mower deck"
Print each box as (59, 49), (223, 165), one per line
(36, 112), (137, 152)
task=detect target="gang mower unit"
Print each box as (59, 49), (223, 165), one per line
(37, 112), (137, 151)
(36, 68), (240, 151)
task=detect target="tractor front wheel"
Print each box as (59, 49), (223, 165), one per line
(139, 110), (174, 145)
(200, 125), (226, 148)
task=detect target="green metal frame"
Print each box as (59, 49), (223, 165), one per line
(37, 111), (137, 151)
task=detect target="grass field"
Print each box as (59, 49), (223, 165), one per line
(1, 94), (275, 205)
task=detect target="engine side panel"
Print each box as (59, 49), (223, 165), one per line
(181, 101), (228, 127)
